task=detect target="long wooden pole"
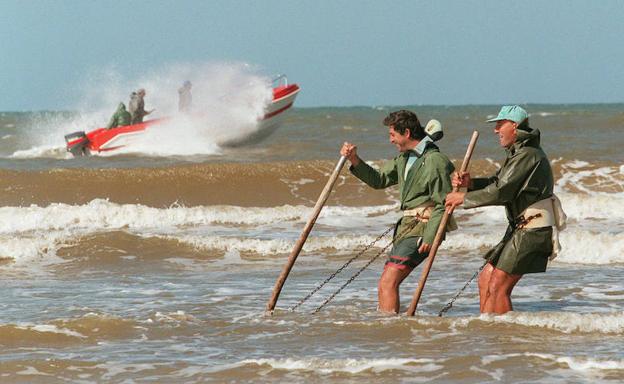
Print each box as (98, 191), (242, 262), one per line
(266, 156), (347, 314)
(406, 131), (479, 316)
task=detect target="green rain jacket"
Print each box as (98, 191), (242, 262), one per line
(350, 144), (455, 245)
(463, 127), (554, 274)
(106, 103), (132, 129)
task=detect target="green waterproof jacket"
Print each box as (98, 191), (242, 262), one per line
(350, 144), (455, 244)
(463, 127), (555, 273)
(106, 103), (132, 129)
(463, 127), (554, 223)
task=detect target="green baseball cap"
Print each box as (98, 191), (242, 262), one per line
(486, 105), (528, 124)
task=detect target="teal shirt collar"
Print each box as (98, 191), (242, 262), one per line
(408, 136), (433, 158)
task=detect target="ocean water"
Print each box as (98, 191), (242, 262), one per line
(0, 104), (623, 382)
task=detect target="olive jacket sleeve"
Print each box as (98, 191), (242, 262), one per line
(463, 150), (538, 209)
(349, 157), (399, 190)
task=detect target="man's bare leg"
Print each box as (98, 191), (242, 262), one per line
(482, 268), (522, 314)
(378, 266), (412, 313)
(478, 263), (495, 312)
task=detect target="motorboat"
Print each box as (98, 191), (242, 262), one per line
(65, 75), (300, 156)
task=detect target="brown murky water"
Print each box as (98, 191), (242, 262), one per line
(0, 105), (623, 382)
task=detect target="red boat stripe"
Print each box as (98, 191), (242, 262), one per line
(262, 102), (293, 120)
(384, 262), (412, 271)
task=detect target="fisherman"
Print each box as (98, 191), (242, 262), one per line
(105, 102), (132, 129)
(341, 110), (455, 314)
(445, 105), (565, 314)
(128, 88), (153, 124)
(178, 80), (192, 112)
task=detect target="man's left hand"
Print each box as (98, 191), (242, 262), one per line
(418, 242), (431, 254)
(445, 191), (466, 208)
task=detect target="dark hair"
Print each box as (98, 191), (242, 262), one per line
(517, 118), (531, 132)
(383, 110), (425, 140)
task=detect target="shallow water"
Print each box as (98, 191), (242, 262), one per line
(0, 105), (623, 382)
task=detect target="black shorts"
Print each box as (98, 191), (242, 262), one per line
(385, 236), (429, 271)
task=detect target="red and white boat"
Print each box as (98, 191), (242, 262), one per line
(65, 75), (300, 156)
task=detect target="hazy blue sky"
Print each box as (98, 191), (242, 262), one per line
(2, 0), (624, 110)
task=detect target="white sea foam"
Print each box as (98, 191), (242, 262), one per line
(482, 352), (624, 372)
(14, 324), (87, 339)
(10, 144), (73, 159)
(481, 352), (624, 372)
(1, 196), (623, 265)
(534, 353), (624, 371)
(9, 61), (273, 158)
(164, 233), (383, 256)
(556, 163), (624, 195)
(555, 229), (624, 265)
(235, 357), (442, 374)
(455, 311), (624, 334)
(0, 199), (396, 234)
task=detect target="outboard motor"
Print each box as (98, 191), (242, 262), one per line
(64, 131), (90, 156)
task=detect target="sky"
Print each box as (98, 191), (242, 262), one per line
(1, 0), (624, 110)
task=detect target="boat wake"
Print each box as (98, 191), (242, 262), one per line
(10, 62), (279, 159)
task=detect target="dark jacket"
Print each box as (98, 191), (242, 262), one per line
(463, 127), (555, 273)
(106, 103), (132, 129)
(128, 92), (146, 124)
(464, 127), (554, 224)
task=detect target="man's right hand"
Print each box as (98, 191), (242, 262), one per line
(340, 142), (360, 166)
(452, 171), (471, 189)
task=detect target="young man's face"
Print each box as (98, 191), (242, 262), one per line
(388, 126), (411, 152)
(494, 120), (517, 148)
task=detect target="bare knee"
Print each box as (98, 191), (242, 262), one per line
(487, 270), (520, 297)
(379, 270), (399, 292)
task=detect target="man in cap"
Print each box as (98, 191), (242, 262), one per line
(128, 88), (154, 124)
(445, 105), (557, 314)
(341, 110), (455, 314)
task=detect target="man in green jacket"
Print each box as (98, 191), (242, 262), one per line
(106, 102), (132, 129)
(341, 110), (454, 313)
(445, 105), (555, 314)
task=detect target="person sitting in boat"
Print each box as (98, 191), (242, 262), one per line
(178, 80), (192, 112)
(106, 102), (132, 129)
(128, 88), (154, 124)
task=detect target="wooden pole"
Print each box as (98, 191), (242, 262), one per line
(266, 156), (347, 314)
(406, 131), (479, 316)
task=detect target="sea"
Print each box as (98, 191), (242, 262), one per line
(0, 103), (623, 383)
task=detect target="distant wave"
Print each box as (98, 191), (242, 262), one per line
(0, 159), (622, 207)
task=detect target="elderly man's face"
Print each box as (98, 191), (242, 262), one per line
(494, 120), (517, 148)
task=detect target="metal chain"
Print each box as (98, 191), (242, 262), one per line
(288, 224), (395, 312)
(311, 240), (393, 313)
(311, 219), (421, 313)
(437, 260), (488, 317)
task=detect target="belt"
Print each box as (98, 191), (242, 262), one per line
(515, 195), (567, 260)
(402, 203), (434, 222)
